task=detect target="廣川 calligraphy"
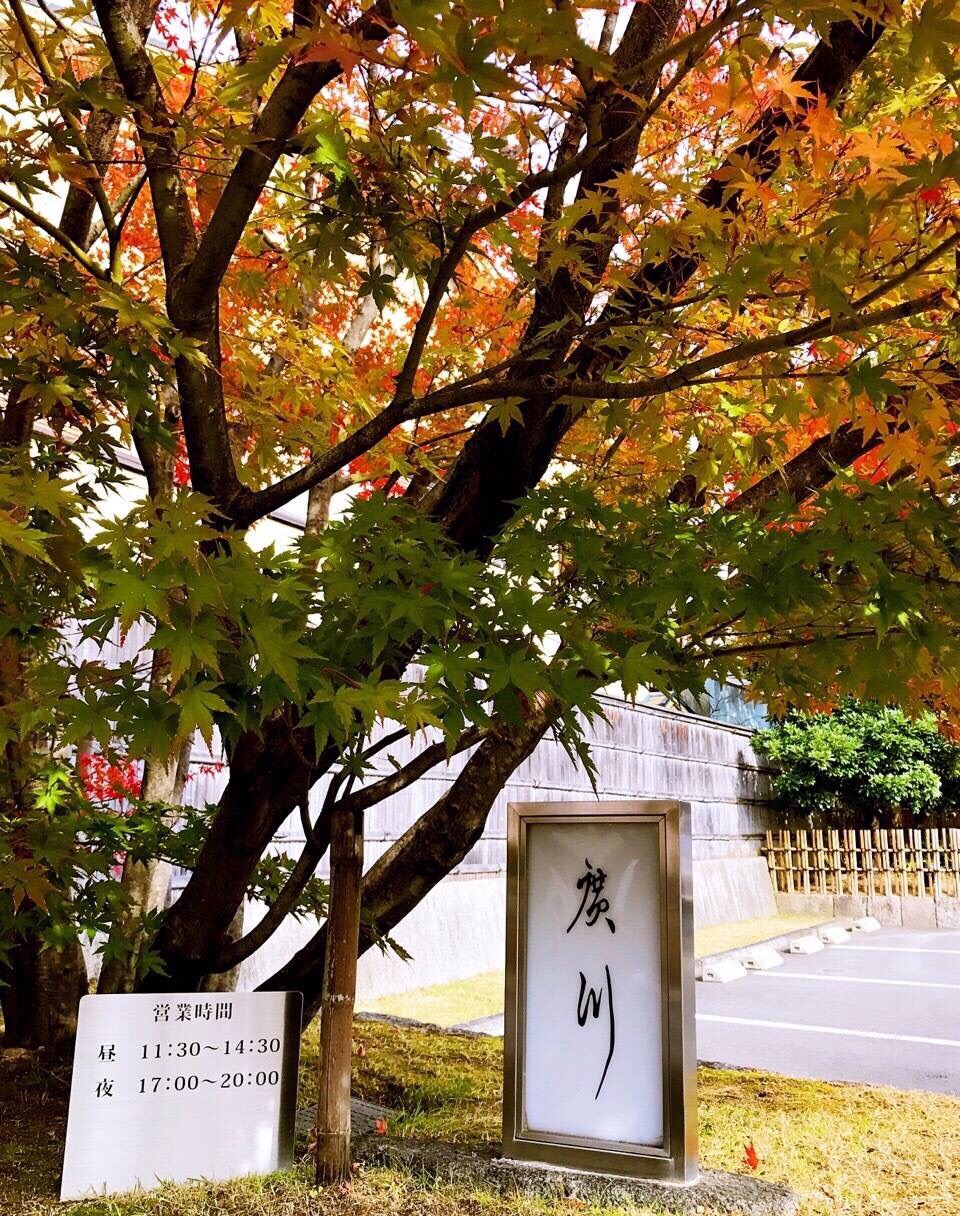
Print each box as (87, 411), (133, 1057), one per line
(568, 859), (616, 1098)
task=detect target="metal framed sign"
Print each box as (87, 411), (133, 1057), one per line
(503, 800), (696, 1184)
(60, 991), (302, 1201)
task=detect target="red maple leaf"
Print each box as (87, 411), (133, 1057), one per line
(742, 1141), (760, 1170)
(374, 1117), (388, 1136)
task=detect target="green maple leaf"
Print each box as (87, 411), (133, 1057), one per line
(172, 683), (232, 747)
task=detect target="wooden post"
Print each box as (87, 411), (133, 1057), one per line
(315, 803), (364, 1185)
(764, 831), (777, 893)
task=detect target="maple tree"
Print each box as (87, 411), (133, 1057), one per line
(1, 0), (960, 1136)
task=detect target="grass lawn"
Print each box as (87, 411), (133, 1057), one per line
(4, 1018), (960, 1216)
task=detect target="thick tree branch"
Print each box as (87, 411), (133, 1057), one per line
(206, 724), (487, 972)
(427, 18), (885, 556)
(724, 423), (882, 513)
(93, 0), (198, 280)
(240, 289), (937, 523)
(7, 0), (120, 267)
(142, 717), (338, 990)
(57, 0), (159, 252)
(259, 702), (557, 1016)
(177, 0), (395, 316)
(235, 0), (687, 527)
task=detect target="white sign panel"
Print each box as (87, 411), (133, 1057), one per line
(504, 801), (696, 1184)
(61, 991), (302, 1201)
(523, 819), (664, 1145)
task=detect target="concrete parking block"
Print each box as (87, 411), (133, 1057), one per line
(702, 958), (748, 983)
(741, 946), (783, 970)
(788, 935), (825, 955)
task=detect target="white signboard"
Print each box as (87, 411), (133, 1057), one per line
(503, 801), (696, 1184)
(61, 991), (302, 1201)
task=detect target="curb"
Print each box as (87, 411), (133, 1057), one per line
(695, 918), (849, 980)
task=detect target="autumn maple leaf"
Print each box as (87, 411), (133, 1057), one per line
(374, 1117), (388, 1136)
(742, 1141), (760, 1171)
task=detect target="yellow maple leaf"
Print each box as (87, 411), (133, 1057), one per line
(849, 129), (908, 179)
(804, 97), (840, 146)
(766, 65), (817, 111)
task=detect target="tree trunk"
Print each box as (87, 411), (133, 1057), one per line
(98, 740), (191, 994)
(315, 802), (363, 1184)
(198, 902), (245, 992)
(0, 927), (88, 1053)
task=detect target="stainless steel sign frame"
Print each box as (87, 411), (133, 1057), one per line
(503, 799), (697, 1184)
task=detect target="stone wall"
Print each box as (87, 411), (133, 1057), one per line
(776, 890), (960, 929)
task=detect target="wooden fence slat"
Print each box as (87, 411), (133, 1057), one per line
(761, 827), (958, 902)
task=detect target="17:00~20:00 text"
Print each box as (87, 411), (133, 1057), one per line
(137, 1070), (280, 1093)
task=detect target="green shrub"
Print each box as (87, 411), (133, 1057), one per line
(754, 699), (960, 826)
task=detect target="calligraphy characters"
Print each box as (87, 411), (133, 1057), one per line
(567, 858), (616, 934)
(568, 859), (617, 1099)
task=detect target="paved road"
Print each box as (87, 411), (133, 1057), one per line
(458, 928), (960, 1094)
(697, 927), (960, 1093)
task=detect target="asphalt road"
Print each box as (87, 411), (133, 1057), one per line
(696, 926), (960, 1094)
(460, 928), (960, 1094)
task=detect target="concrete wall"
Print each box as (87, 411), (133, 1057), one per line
(178, 695), (777, 877)
(235, 697), (780, 996)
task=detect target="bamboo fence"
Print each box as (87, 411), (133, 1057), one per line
(764, 828), (960, 899)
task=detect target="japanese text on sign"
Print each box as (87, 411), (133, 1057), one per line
(60, 991), (301, 1201)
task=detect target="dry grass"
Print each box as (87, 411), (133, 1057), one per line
(4, 1018), (959, 1216)
(356, 972), (504, 1028)
(694, 914), (828, 958)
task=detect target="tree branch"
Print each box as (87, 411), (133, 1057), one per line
(722, 423), (881, 514)
(177, 0), (396, 317)
(7, 0), (121, 269)
(206, 724), (486, 971)
(259, 702), (558, 1016)
(92, 0), (198, 281)
(424, 18), (885, 556)
(0, 187), (110, 281)
(338, 725), (487, 817)
(563, 291), (943, 401)
(228, 284), (941, 528)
